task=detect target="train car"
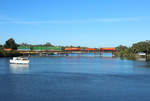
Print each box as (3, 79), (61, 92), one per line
(64, 47), (81, 51)
(85, 48), (96, 51)
(47, 46), (62, 51)
(32, 46), (62, 51)
(32, 46), (46, 51)
(100, 48), (116, 51)
(17, 46), (31, 51)
(41, 46), (47, 51)
(32, 46), (41, 51)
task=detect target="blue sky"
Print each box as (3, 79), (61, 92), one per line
(0, 0), (150, 47)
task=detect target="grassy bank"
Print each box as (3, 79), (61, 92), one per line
(0, 50), (22, 57)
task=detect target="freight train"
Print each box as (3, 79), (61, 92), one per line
(17, 46), (115, 51)
(17, 46), (62, 51)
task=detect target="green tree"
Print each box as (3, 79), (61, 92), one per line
(115, 45), (136, 57)
(19, 43), (31, 46)
(116, 45), (128, 52)
(132, 41), (150, 54)
(115, 41), (150, 58)
(0, 44), (3, 51)
(44, 42), (53, 46)
(4, 38), (18, 50)
(0, 44), (3, 48)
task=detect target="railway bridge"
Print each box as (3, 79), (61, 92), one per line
(16, 47), (116, 57)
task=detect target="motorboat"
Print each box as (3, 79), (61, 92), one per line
(10, 57), (29, 64)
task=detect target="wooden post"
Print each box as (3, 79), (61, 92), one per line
(112, 52), (115, 57)
(60, 52), (62, 56)
(100, 51), (103, 56)
(94, 52), (96, 56)
(40, 53), (42, 56)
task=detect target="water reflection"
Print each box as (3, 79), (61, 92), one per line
(136, 58), (146, 61)
(9, 64), (29, 74)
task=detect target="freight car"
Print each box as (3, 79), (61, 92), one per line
(85, 48), (96, 51)
(17, 45), (62, 51)
(64, 47), (81, 51)
(17, 46), (31, 51)
(32, 46), (62, 51)
(100, 48), (116, 51)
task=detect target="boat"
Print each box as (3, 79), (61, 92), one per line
(10, 57), (29, 64)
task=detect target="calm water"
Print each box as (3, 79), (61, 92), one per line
(0, 54), (150, 101)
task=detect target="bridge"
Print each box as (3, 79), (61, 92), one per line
(16, 47), (116, 57)
(99, 48), (116, 57)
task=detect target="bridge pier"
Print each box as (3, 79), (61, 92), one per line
(100, 52), (103, 56)
(94, 52), (97, 56)
(39, 53), (42, 56)
(112, 52), (115, 57)
(100, 51), (116, 57)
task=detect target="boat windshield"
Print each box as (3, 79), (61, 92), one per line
(22, 58), (28, 60)
(13, 57), (28, 60)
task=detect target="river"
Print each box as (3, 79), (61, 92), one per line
(0, 54), (150, 101)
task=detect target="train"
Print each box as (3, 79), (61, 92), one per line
(17, 46), (116, 51)
(17, 46), (62, 51)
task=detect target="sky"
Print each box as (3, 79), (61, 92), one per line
(0, 0), (150, 47)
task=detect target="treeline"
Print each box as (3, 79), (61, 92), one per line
(0, 38), (55, 50)
(0, 38), (19, 57)
(0, 38), (18, 50)
(0, 38), (84, 50)
(1, 38), (150, 58)
(115, 40), (150, 57)
(0, 38), (57, 57)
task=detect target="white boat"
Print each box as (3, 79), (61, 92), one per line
(10, 57), (29, 64)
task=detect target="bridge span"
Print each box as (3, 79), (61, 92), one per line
(16, 47), (116, 57)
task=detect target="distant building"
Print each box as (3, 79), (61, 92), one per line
(137, 52), (146, 56)
(3, 48), (12, 51)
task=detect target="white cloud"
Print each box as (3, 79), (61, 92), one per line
(0, 17), (148, 24)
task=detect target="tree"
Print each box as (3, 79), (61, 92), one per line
(115, 45), (136, 57)
(0, 44), (3, 48)
(44, 42), (53, 46)
(19, 43), (30, 46)
(4, 38), (18, 49)
(116, 45), (128, 52)
(131, 41), (150, 54)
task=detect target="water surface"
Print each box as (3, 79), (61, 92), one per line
(0, 55), (150, 101)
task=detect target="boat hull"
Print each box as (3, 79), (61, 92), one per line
(10, 60), (29, 64)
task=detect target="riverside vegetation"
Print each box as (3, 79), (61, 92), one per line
(1, 38), (150, 58)
(115, 40), (150, 59)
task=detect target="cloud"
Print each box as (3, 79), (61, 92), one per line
(0, 17), (148, 24)
(94, 18), (141, 22)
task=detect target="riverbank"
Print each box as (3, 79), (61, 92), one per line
(0, 50), (23, 57)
